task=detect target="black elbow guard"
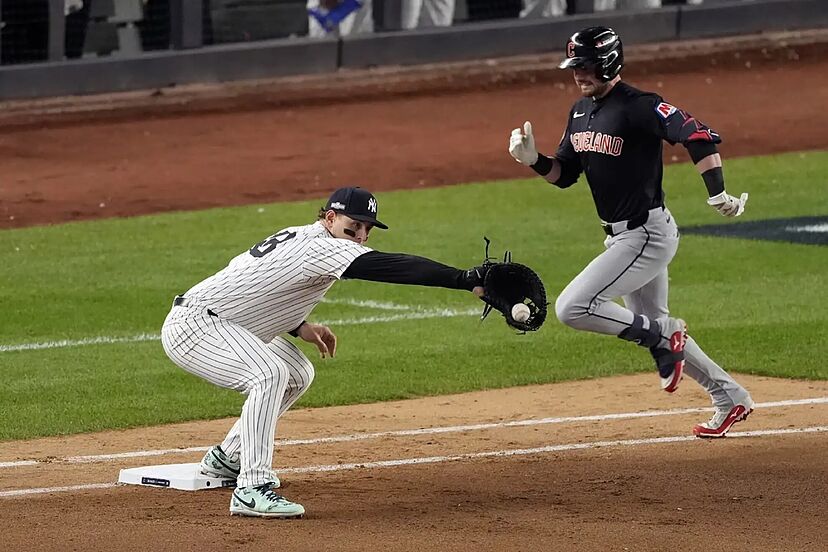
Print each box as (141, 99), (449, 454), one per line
(685, 141), (719, 164)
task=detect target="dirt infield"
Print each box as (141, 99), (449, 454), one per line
(1, 30), (827, 551)
(2, 374), (827, 551)
(1, 31), (828, 229)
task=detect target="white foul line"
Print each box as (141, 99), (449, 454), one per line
(316, 308), (479, 327)
(0, 460), (38, 469)
(1, 425), (825, 498)
(278, 425), (828, 475)
(2, 397), (826, 469)
(320, 298), (416, 311)
(0, 333), (162, 353)
(0, 483), (117, 497)
(0, 307), (480, 353)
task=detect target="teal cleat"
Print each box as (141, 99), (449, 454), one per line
(200, 445), (282, 487)
(200, 445), (240, 481)
(230, 482), (304, 519)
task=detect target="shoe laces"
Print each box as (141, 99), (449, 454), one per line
(705, 409), (730, 428)
(254, 482), (284, 501)
(216, 447), (239, 463)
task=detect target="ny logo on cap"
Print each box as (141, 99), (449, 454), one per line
(368, 198), (377, 213)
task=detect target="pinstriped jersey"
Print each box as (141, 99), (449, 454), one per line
(183, 221), (371, 342)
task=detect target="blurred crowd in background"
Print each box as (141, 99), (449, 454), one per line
(1, 0), (709, 65)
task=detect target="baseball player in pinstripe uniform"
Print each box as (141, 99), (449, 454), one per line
(508, 27), (754, 438)
(161, 187), (489, 518)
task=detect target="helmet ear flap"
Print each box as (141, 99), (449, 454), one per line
(594, 63), (607, 82)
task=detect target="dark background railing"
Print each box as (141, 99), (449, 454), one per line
(0, 0), (825, 100)
(0, 0), (723, 64)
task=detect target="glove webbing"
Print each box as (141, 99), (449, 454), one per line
(480, 236), (511, 323)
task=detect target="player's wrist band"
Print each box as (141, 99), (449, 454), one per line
(531, 154), (554, 176)
(288, 321), (307, 337)
(701, 166), (725, 197)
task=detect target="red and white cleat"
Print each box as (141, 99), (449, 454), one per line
(693, 401), (755, 438)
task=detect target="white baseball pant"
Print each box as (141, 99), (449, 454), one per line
(161, 302), (314, 488)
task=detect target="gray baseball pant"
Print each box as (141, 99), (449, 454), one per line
(554, 206), (750, 409)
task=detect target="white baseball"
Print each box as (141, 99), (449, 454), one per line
(511, 303), (531, 323)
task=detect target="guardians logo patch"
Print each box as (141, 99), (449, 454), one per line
(656, 102), (677, 118)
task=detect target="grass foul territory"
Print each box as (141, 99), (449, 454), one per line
(0, 151), (826, 441)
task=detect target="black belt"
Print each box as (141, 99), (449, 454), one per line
(601, 211), (650, 237)
(173, 295), (218, 317)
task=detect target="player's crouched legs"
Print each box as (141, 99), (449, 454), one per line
(232, 360), (304, 519)
(225, 338), (315, 519)
(268, 337), (316, 416)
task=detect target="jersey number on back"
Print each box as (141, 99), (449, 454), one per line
(249, 230), (297, 258)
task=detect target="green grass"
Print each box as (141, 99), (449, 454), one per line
(1, 150), (826, 441)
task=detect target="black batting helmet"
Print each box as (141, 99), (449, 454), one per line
(558, 26), (624, 82)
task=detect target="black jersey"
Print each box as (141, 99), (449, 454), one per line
(553, 81), (721, 223)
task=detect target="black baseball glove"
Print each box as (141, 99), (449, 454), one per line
(469, 238), (548, 332)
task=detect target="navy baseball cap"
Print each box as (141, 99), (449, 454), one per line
(324, 187), (388, 229)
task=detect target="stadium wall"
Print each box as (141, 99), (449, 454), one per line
(0, 0), (825, 100)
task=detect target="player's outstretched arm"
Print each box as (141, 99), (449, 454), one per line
(686, 142), (748, 217)
(645, 97), (748, 218)
(342, 251), (486, 294)
(343, 250), (546, 332)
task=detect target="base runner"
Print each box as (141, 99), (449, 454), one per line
(508, 26), (754, 438)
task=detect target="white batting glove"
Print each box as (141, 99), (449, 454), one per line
(508, 121), (539, 166)
(707, 191), (749, 217)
